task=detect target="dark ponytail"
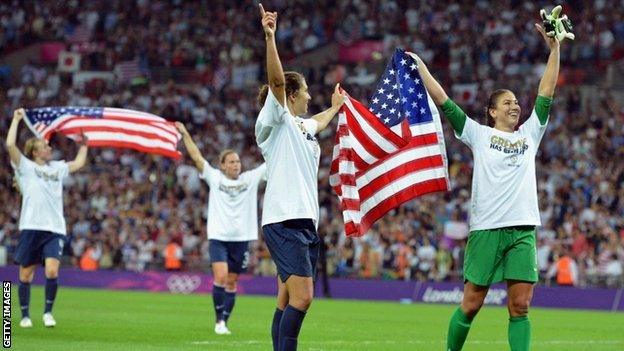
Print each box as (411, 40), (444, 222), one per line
(257, 71), (305, 106)
(484, 89), (512, 127)
(257, 84), (270, 106)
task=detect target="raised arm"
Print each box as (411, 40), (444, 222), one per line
(534, 23), (560, 125)
(406, 52), (449, 106)
(535, 23), (560, 98)
(406, 52), (467, 135)
(311, 83), (346, 134)
(68, 132), (88, 173)
(175, 122), (206, 172)
(6, 108), (25, 166)
(260, 4), (286, 106)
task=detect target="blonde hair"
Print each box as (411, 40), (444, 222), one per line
(219, 149), (238, 164)
(24, 137), (41, 159)
(24, 138), (38, 158)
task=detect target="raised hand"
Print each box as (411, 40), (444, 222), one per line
(13, 108), (25, 121)
(259, 4), (277, 38)
(535, 23), (559, 51)
(331, 83), (346, 109)
(77, 129), (89, 145)
(405, 51), (422, 65)
(175, 122), (189, 136)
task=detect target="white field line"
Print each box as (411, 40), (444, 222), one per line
(190, 339), (624, 346)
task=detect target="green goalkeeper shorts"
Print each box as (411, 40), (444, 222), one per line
(464, 226), (538, 286)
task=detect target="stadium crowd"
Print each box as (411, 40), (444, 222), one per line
(1, 0), (623, 288)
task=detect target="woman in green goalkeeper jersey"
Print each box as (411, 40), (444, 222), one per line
(410, 21), (562, 351)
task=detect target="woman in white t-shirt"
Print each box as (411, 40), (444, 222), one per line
(412, 20), (564, 351)
(256, 5), (345, 351)
(176, 122), (266, 335)
(6, 108), (88, 329)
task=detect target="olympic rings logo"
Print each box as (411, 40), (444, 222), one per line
(166, 274), (202, 294)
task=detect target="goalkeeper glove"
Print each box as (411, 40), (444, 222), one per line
(540, 5), (575, 42)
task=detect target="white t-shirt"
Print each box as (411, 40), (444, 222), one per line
(255, 89), (321, 227)
(458, 109), (547, 231)
(200, 160), (266, 241)
(12, 155), (70, 235)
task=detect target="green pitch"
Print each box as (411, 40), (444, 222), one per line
(10, 287), (624, 350)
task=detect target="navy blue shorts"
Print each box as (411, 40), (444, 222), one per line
(262, 219), (319, 283)
(208, 239), (251, 274)
(14, 230), (66, 267)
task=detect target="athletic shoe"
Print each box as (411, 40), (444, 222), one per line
(214, 320), (231, 335)
(19, 317), (33, 328)
(43, 313), (56, 327)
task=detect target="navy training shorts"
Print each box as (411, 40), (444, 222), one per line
(208, 239), (251, 274)
(14, 230), (66, 266)
(262, 219), (319, 283)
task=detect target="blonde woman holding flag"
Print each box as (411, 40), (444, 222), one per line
(6, 108), (88, 328)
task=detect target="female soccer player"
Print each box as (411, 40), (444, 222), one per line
(6, 108), (88, 328)
(176, 122), (266, 335)
(256, 4), (345, 351)
(412, 21), (562, 351)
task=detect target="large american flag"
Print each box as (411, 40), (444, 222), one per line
(329, 48), (450, 237)
(23, 107), (181, 159)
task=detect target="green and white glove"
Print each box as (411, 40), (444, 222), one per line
(540, 5), (575, 42)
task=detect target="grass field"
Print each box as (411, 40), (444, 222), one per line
(9, 286), (624, 350)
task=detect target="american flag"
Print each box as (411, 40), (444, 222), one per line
(23, 107), (181, 159)
(66, 25), (92, 44)
(329, 48), (450, 237)
(115, 60), (144, 83)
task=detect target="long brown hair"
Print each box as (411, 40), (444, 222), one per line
(484, 89), (513, 127)
(257, 71), (305, 106)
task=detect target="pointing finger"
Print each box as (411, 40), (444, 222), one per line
(259, 3), (265, 17)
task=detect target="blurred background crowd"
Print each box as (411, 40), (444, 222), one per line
(1, 0), (623, 288)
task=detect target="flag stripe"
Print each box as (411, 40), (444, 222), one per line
(82, 131), (179, 150)
(343, 107), (386, 162)
(104, 108), (175, 123)
(358, 178), (449, 233)
(349, 97), (406, 146)
(336, 173), (356, 187)
(408, 123), (438, 136)
(357, 138), (440, 185)
(87, 140), (180, 159)
(345, 98), (402, 153)
(341, 176), (444, 235)
(344, 221), (359, 236)
(54, 119), (179, 144)
(332, 119), (370, 171)
(42, 115), (177, 141)
(58, 126), (177, 148)
(358, 155), (444, 202)
(361, 167), (447, 213)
